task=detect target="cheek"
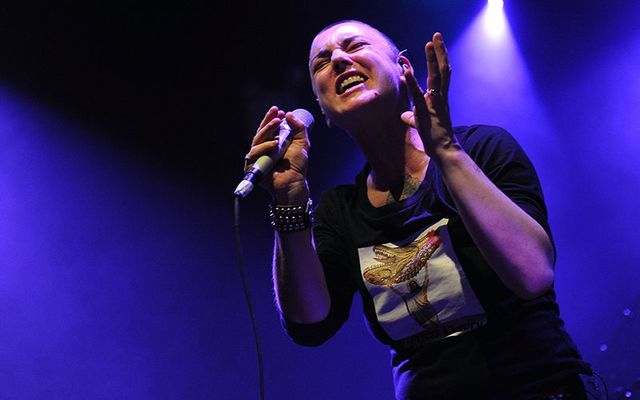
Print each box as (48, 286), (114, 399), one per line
(379, 70), (402, 92)
(314, 77), (332, 96)
(312, 68), (339, 95)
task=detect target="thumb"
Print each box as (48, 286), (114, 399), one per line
(286, 112), (304, 130)
(401, 111), (416, 128)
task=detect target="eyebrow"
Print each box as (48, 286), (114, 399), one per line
(310, 35), (363, 64)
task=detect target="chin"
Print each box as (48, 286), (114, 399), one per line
(331, 93), (383, 125)
(342, 90), (381, 108)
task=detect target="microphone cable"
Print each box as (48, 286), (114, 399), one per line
(231, 108), (312, 399)
(233, 195), (265, 400)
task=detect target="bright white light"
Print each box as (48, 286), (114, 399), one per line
(488, 0), (504, 10)
(483, 0), (506, 39)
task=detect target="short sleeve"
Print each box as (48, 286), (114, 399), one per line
(457, 125), (555, 257)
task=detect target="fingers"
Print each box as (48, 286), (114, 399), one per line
(244, 140), (278, 165)
(252, 107), (285, 146)
(400, 111), (416, 128)
(425, 41), (439, 93)
(425, 33), (451, 97)
(403, 67), (431, 131)
(246, 107), (311, 171)
(285, 111), (305, 132)
(245, 106), (282, 172)
(257, 106), (281, 132)
(433, 33), (451, 95)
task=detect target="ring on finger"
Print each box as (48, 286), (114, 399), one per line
(427, 88), (441, 97)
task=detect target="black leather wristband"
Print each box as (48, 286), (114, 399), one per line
(268, 198), (314, 232)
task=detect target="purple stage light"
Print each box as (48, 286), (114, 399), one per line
(447, 0), (555, 159)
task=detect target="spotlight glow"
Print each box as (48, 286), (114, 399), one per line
(483, 0), (507, 39)
(448, 0), (553, 153)
(488, 0), (504, 10)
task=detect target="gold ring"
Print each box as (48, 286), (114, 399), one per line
(427, 88), (440, 97)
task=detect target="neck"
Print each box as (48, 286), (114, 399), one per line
(334, 93), (429, 192)
(351, 117), (428, 192)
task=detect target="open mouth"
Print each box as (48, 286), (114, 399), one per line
(336, 73), (368, 95)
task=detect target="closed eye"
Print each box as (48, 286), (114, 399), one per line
(347, 41), (368, 52)
(310, 38), (369, 73)
(312, 59), (329, 73)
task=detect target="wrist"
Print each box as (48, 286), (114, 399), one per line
(269, 198), (314, 233)
(273, 179), (310, 205)
(430, 139), (464, 165)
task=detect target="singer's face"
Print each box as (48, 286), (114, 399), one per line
(309, 22), (403, 127)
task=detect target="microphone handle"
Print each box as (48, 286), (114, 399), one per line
(256, 119), (293, 174)
(234, 121), (294, 198)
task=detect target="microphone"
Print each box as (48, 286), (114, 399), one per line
(234, 108), (314, 198)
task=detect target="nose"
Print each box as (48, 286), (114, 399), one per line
(330, 49), (352, 73)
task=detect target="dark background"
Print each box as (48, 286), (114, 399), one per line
(0, 0), (602, 186)
(1, 1), (639, 399)
(1, 1), (632, 187)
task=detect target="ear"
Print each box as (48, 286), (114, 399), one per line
(397, 55), (412, 75)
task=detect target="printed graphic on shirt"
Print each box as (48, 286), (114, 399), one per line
(358, 218), (486, 341)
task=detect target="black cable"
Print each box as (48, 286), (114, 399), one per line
(233, 196), (265, 400)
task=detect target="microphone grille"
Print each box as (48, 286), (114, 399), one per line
(291, 108), (315, 130)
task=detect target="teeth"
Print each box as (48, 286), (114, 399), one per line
(339, 75), (365, 93)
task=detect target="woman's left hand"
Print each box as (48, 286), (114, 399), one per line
(401, 32), (457, 158)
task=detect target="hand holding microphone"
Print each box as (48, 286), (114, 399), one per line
(235, 107), (314, 199)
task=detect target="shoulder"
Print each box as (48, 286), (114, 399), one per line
(454, 125), (518, 150)
(454, 125), (529, 165)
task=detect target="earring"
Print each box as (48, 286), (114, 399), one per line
(325, 116), (333, 128)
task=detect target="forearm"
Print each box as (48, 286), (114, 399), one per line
(273, 228), (331, 323)
(434, 146), (555, 299)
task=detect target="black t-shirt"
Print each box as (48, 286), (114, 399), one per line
(282, 125), (591, 399)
